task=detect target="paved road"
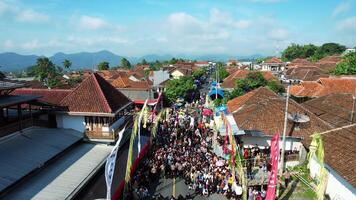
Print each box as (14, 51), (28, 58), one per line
(153, 178), (228, 200)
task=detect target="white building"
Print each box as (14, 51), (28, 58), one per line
(308, 124), (356, 200)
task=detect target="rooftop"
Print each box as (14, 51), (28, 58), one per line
(284, 66), (328, 81)
(320, 124), (356, 187)
(0, 95), (40, 107)
(0, 127), (82, 194)
(3, 143), (112, 200)
(227, 87), (332, 146)
(60, 73), (132, 114)
(221, 70), (276, 89)
(302, 93), (356, 127)
(11, 88), (72, 106)
(290, 77), (356, 98)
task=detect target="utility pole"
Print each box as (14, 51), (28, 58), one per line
(277, 84), (290, 197)
(351, 89), (355, 124)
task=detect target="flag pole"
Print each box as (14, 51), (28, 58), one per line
(277, 84), (290, 197)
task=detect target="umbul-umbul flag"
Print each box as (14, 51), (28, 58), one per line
(137, 99), (148, 154)
(105, 126), (126, 200)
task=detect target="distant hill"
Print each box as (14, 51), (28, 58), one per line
(0, 50), (264, 72)
(0, 52), (39, 72)
(50, 50), (124, 70)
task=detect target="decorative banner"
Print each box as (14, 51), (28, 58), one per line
(266, 133), (280, 200)
(152, 110), (164, 138)
(309, 133), (327, 200)
(125, 116), (139, 183)
(105, 126), (126, 200)
(137, 99), (149, 153)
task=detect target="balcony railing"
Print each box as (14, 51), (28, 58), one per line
(85, 115), (134, 141)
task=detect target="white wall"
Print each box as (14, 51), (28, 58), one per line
(56, 114), (86, 132)
(240, 135), (302, 151)
(325, 166), (356, 200)
(309, 158), (356, 200)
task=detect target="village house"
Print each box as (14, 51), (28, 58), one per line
(194, 61), (210, 68)
(308, 124), (356, 200)
(261, 57), (286, 78)
(0, 74), (129, 199)
(148, 69), (170, 88)
(12, 73), (134, 142)
(226, 87), (332, 166)
(221, 70), (276, 91)
(290, 77), (356, 101)
(302, 93), (356, 128)
(169, 67), (193, 79)
(226, 59), (238, 66)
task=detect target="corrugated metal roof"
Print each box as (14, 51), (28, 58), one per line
(4, 143), (112, 200)
(0, 127), (83, 193)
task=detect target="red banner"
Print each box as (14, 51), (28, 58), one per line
(266, 133), (280, 200)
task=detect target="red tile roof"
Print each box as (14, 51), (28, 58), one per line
(195, 61), (209, 65)
(290, 77), (356, 97)
(227, 87), (332, 146)
(302, 93), (356, 128)
(264, 57), (283, 64)
(221, 70), (277, 89)
(60, 73), (131, 113)
(285, 66), (329, 81)
(11, 88), (72, 105)
(110, 76), (151, 90)
(320, 124), (356, 187)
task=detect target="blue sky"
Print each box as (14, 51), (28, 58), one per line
(0, 0), (355, 57)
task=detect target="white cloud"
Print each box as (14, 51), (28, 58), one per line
(77, 15), (110, 30)
(3, 39), (13, 48)
(0, 1), (17, 15)
(332, 1), (352, 17)
(16, 9), (50, 23)
(267, 28), (289, 41)
(21, 39), (40, 50)
(336, 16), (356, 32)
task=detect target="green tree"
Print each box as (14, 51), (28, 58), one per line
(33, 57), (58, 82)
(225, 72), (285, 101)
(121, 58), (131, 69)
(141, 59), (148, 65)
(192, 68), (206, 79)
(97, 61), (110, 70)
(333, 52), (356, 75)
(151, 60), (162, 70)
(216, 62), (229, 81)
(63, 59), (72, 70)
(267, 80), (285, 93)
(164, 76), (195, 103)
(319, 43), (346, 56)
(282, 43), (304, 61)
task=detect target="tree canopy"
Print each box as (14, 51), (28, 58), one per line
(121, 58), (132, 69)
(164, 76), (195, 103)
(282, 43), (346, 61)
(218, 72), (285, 105)
(29, 57), (62, 88)
(216, 63), (229, 81)
(333, 52), (356, 75)
(97, 61), (110, 70)
(192, 68), (206, 79)
(63, 59), (72, 69)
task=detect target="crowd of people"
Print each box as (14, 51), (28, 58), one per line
(130, 101), (249, 200)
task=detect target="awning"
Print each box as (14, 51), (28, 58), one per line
(209, 88), (224, 99)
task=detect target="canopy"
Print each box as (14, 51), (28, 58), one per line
(209, 88), (224, 99)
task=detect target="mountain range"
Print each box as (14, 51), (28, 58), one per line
(0, 50), (263, 72)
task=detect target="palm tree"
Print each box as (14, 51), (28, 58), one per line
(63, 59), (72, 70)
